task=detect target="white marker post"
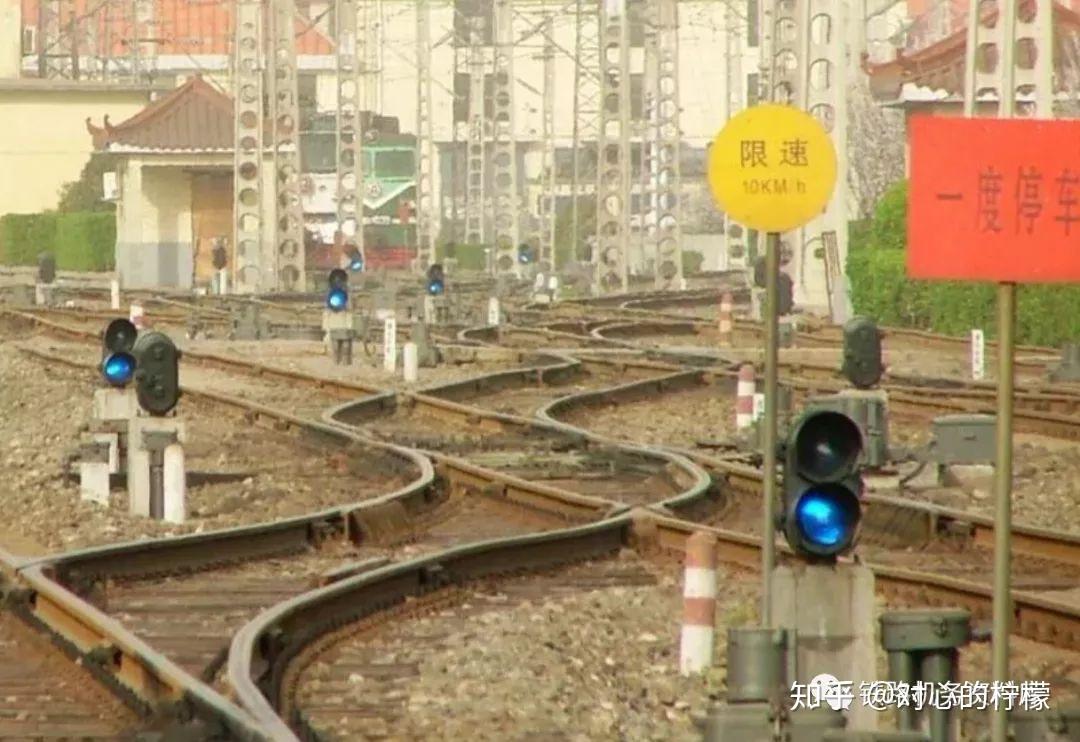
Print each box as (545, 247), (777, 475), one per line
(162, 443), (186, 524)
(487, 297), (500, 326)
(110, 279), (120, 310)
(383, 317), (397, 373)
(971, 329), (985, 381)
(403, 342), (419, 383)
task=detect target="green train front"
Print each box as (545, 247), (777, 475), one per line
(300, 113), (418, 271)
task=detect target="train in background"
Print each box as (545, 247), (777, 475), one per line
(300, 112), (418, 271)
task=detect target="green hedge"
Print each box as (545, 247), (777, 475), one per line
(848, 180), (1080, 346)
(55, 212), (115, 271)
(0, 212), (114, 271)
(0, 213), (58, 265)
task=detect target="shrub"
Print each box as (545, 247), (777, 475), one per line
(0, 213), (58, 265)
(0, 211), (114, 271)
(55, 212), (115, 271)
(848, 179), (1080, 346)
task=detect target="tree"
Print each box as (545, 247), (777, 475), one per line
(847, 83), (906, 219)
(57, 153), (118, 213)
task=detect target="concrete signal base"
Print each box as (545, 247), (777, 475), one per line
(128, 416), (187, 523)
(771, 563), (878, 731)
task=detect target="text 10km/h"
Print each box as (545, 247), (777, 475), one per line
(743, 178), (809, 195)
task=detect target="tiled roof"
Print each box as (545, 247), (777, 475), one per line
(86, 74), (236, 152)
(21, 0), (332, 57)
(863, 0), (1080, 99)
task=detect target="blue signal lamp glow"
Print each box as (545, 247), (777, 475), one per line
(349, 257), (364, 272)
(427, 280), (444, 296)
(326, 287), (349, 311)
(518, 252), (531, 264)
(792, 485), (859, 553)
(102, 351), (136, 387)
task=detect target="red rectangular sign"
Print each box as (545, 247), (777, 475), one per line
(908, 115), (1080, 282)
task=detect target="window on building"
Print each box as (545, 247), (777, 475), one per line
(747, 0), (760, 47)
(374, 149), (416, 178)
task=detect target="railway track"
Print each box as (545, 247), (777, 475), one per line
(4, 294), (1080, 739)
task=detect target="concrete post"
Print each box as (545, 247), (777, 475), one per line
(488, 297), (501, 326)
(403, 342), (419, 383)
(770, 563), (878, 731)
(218, 268), (229, 295)
(423, 295), (435, 324)
(110, 279), (121, 309)
(970, 329), (985, 381)
(79, 440), (112, 506)
(680, 531), (718, 676)
(127, 417), (186, 518)
(163, 443), (186, 524)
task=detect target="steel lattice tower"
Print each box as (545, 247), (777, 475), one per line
(963, 0), (1052, 116)
(571, 0), (600, 271)
(232, 0), (265, 294)
(763, 0), (851, 318)
(269, 0), (305, 292)
(596, 0), (631, 294)
(491, 0), (520, 276)
(414, 0), (436, 271)
(336, 0), (365, 268)
(464, 18), (487, 247)
(650, 0), (683, 290)
(539, 14), (557, 272)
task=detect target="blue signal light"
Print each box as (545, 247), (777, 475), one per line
(427, 279), (444, 296)
(349, 257), (364, 272)
(794, 488), (857, 550)
(327, 287), (348, 311)
(518, 252), (531, 264)
(102, 352), (136, 387)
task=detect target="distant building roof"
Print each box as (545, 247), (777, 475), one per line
(863, 0), (1080, 100)
(21, 0), (332, 60)
(86, 74), (236, 153)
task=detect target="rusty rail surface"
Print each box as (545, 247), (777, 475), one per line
(7, 306), (1080, 741)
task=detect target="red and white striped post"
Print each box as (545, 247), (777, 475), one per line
(680, 530), (718, 676)
(736, 363), (755, 430)
(717, 292), (733, 347)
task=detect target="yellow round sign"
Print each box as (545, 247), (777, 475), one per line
(706, 104), (837, 233)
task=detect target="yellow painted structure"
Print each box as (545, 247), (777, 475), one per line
(0, 81), (156, 216)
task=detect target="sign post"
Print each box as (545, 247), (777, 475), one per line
(706, 104), (838, 627)
(908, 115), (1080, 740)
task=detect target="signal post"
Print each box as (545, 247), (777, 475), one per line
(127, 330), (185, 522)
(81, 318), (141, 505)
(705, 105), (881, 734)
(322, 268), (355, 365)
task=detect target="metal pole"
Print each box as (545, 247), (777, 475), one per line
(761, 231), (780, 627)
(991, 282), (1016, 742)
